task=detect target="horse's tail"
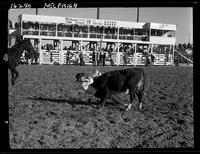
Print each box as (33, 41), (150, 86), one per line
(3, 53), (8, 62)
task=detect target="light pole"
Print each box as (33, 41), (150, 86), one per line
(137, 7), (139, 22)
(97, 7), (100, 19)
(99, 36), (102, 52)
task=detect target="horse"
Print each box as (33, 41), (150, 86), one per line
(6, 39), (36, 86)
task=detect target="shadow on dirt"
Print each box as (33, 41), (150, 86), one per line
(28, 96), (95, 105)
(27, 96), (126, 111)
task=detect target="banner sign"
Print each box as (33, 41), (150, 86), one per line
(104, 20), (117, 27)
(151, 23), (176, 30)
(91, 19), (104, 26)
(65, 17), (86, 25)
(65, 17), (116, 27)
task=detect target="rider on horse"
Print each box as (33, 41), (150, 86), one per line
(7, 37), (36, 85)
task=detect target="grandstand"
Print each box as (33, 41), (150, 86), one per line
(9, 14), (178, 66)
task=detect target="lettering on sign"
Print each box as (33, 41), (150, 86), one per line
(159, 24), (169, 29)
(104, 20), (116, 27)
(10, 3), (31, 9)
(65, 18), (118, 27)
(43, 3), (78, 8)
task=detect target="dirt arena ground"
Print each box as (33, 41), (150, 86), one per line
(9, 65), (193, 148)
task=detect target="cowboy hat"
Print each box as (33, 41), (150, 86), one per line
(75, 73), (86, 82)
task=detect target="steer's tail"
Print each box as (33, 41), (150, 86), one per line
(141, 69), (151, 109)
(142, 70), (145, 96)
(137, 70), (146, 109)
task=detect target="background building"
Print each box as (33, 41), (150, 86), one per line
(11, 14), (177, 66)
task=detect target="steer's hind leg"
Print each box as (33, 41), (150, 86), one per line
(128, 89), (136, 110)
(11, 68), (19, 86)
(10, 70), (15, 86)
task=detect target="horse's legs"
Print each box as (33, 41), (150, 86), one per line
(11, 68), (18, 86)
(11, 70), (15, 86)
(31, 58), (33, 64)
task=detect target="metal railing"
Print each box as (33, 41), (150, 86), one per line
(21, 28), (149, 41)
(119, 35), (145, 41)
(22, 29), (39, 35)
(40, 30), (56, 36)
(174, 50), (193, 64)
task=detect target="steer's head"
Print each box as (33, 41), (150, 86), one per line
(75, 72), (97, 95)
(76, 69), (102, 83)
(91, 69), (102, 78)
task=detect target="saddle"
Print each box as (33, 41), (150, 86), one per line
(3, 53), (8, 62)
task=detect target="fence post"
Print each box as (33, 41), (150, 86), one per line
(39, 38), (42, 64)
(172, 45), (175, 66)
(59, 39), (63, 65)
(134, 43), (137, 67)
(116, 42), (120, 66)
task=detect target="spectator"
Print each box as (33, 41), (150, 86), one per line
(108, 50), (113, 65)
(150, 52), (155, 65)
(82, 46), (85, 51)
(79, 51), (84, 66)
(142, 50), (149, 66)
(15, 36), (22, 45)
(68, 46), (72, 50)
(99, 51), (102, 65)
(102, 52), (106, 66)
(74, 52), (79, 65)
(97, 51), (102, 66)
(14, 22), (19, 28)
(183, 43), (187, 50)
(108, 46), (112, 54)
(33, 46), (39, 64)
(138, 48), (143, 53)
(110, 58), (114, 66)
(187, 43), (192, 50)
(92, 50), (96, 66)
(145, 53), (151, 66)
(24, 50), (29, 64)
(66, 51), (71, 65)
(123, 52), (128, 66)
(130, 48), (134, 55)
(50, 50), (53, 62)
(9, 20), (13, 28)
(96, 52), (99, 66)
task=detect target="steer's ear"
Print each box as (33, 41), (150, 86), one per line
(92, 69), (102, 77)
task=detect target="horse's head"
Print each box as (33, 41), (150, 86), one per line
(23, 39), (36, 56)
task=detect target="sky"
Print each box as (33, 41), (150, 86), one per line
(8, 7), (193, 44)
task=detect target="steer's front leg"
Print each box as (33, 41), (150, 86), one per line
(96, 90), (110, 109)
(96, 97), (107, 109)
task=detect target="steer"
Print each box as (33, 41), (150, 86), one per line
(75, 68), (145, 110)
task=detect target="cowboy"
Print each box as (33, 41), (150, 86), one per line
(76, 69), (102, 91)
(66, 50), (71, 65)
(102, 52), (106, 66)
(92, 50), (96, 66)
(79, 51), (84, 66)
